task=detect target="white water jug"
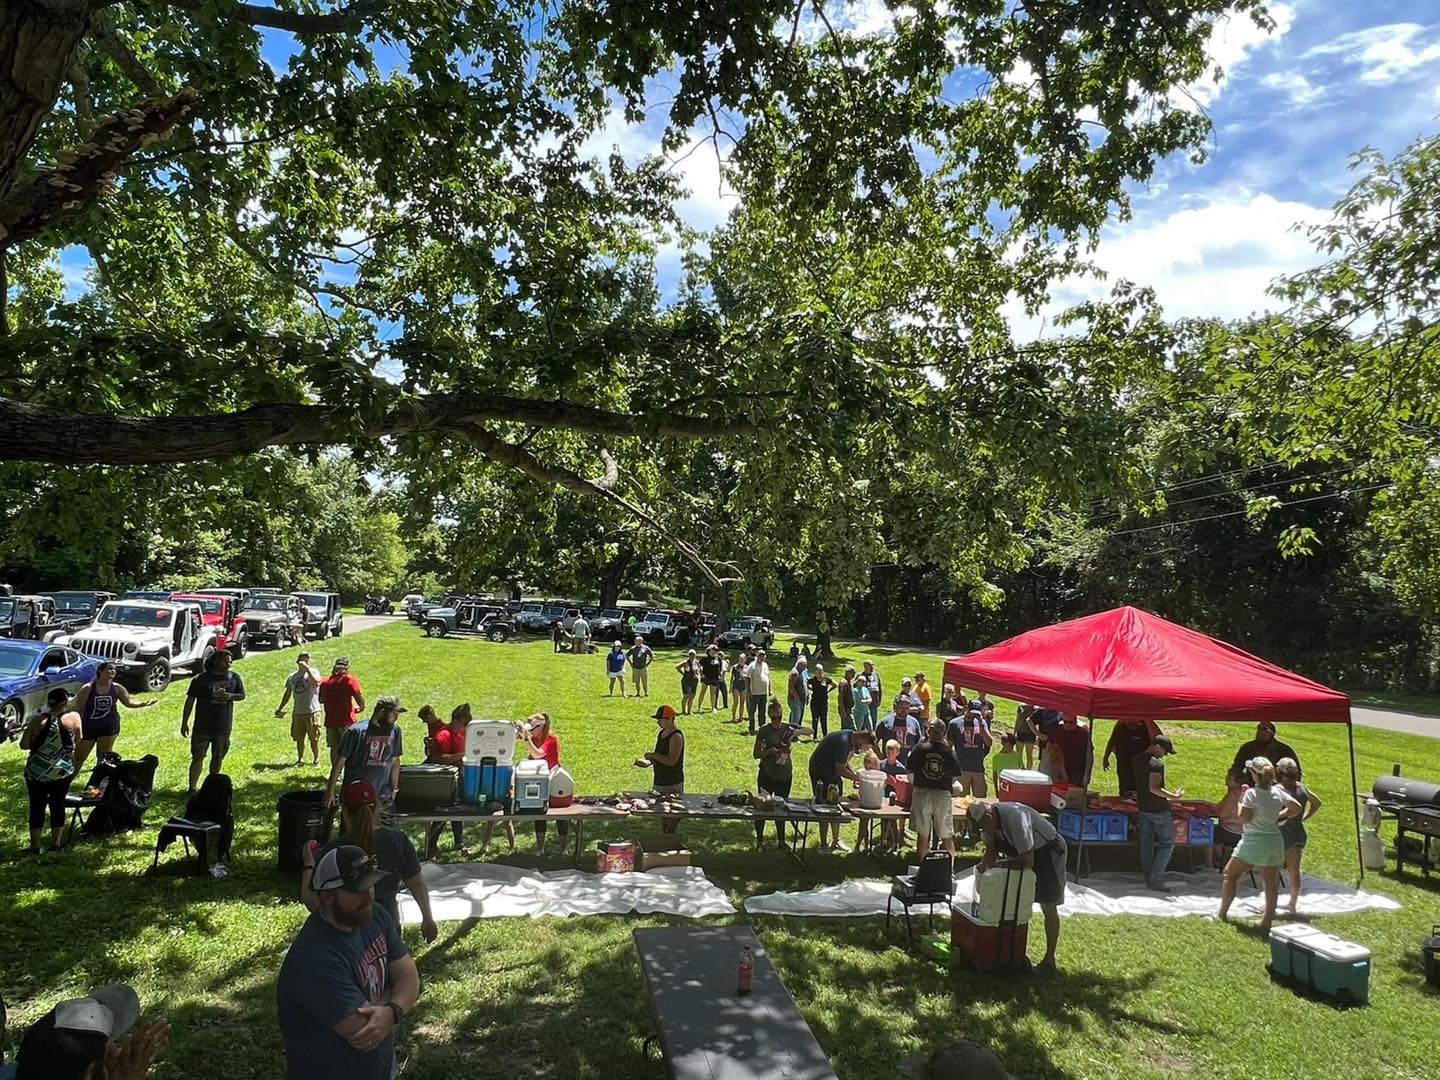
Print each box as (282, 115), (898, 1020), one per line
(857, 769), (887, 809)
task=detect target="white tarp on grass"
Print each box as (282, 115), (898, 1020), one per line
(743, 868), (1401, 920)
(395, 862), (735, 923)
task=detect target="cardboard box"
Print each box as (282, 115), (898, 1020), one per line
(639, 833), (692, 870)
(596, 841), (636, 873)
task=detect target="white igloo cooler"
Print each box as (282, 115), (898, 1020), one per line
(464, 720), (517, 765)
(514, 759), (551, 814)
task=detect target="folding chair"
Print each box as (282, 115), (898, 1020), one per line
(152, 774), (234, 875)
(886, 851), (955, 948)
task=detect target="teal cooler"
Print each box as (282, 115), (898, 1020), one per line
(1269, 927), (1371, 1005)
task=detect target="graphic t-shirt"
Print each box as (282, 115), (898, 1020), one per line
(286, 669), (322, 715)
(876, 713), (922, 765)
(947, 717), (990, 772)
(908, 739), (962, 791)
(339, 721), (404, 805)
(186, 671), (245, 737)
(320, 673), (363, 730)
(276, 906), (410, 1080)
(607, 649), (627, 676)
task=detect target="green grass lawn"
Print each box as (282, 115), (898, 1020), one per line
(3, 625), (1438, 1079)
(1349, 688), (1440, 717)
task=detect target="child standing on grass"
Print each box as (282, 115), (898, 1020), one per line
(879, 739), (907, 852)
(990, 731), (1023, 793)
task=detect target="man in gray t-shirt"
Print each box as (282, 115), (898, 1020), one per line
(326, 697), (406, 814)
(276, 652), (323, 766)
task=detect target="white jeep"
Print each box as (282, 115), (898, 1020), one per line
(53, 599), (218, 692)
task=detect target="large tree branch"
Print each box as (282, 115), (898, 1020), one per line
(461, 426), (743, 587)
(0, 88), (199, 248)
(0, 391), (760, 464)
(158, 0), (382, 34)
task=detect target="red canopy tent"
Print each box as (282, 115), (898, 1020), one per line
(941, 606), (1362, 873)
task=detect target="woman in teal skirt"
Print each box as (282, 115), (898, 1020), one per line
(1217, 756), (1300, 933)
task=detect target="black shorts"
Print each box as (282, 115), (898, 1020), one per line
(703, 678), (722, 688)
(1215, 826), (1242, 849)
(1033, 839), (1068, 905)
(81, 715), (120, 741)
(1014, 728), (1036, 744)
(757, 770), (793, 799)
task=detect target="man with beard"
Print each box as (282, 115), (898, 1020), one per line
(277, 845), (421, 1079)
(326, 696), (406, 817)
(1230, 721), (1301, 781)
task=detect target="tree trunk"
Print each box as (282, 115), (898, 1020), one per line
(0, 0), (90, 200)
(598, 547), (633, 610)
(814, 607), (836, 663)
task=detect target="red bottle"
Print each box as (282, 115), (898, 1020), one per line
(736, 945), (754, 994)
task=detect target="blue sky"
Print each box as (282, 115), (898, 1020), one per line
(58, 2), (1440, 332)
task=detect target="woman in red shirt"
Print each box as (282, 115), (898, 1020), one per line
(522, 713), (567, 852)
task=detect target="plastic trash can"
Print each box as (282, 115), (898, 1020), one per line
(277, 790), (332, 872)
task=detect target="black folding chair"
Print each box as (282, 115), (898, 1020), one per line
(886, 851), (955, 948)
(152, 774), (234, 874)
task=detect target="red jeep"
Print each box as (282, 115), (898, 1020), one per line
(170, 592), (249, 659)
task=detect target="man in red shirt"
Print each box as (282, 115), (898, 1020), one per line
(318, 657), (365, 767)
(424, 704), (469, 857)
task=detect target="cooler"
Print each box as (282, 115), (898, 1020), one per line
(950, 905), (1029, 973)
(1267, 924), (1327, 978)
(548, 764), (575, 808)
(998, 769), (1052, 810)
(1269, 927), (1372, 1004)
(891, 773), (913, 808)
(514, 759), (551, 814)
(463, 720), (517, 765)
(394, 764), (457, 810)
(461, 758), (513, 809)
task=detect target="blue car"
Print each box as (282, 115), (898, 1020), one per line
(0, 640), (100, 740)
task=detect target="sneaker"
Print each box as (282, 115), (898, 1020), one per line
(1146, 880), (1171, 894)
(832, 840), (852, 853)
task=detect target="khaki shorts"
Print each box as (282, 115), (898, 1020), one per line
(326, 727), (347, 753)
(910, 786), (954, 842)
(291, 711), (323, 741)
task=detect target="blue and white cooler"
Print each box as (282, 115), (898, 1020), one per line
(461, 720), (516, 808)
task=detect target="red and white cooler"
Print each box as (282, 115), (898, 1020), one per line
(998, 769), (1053, 811)
(548, 765), (574, 808)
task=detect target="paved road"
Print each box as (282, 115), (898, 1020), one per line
(341, 612), (403, 635)
(1351, 706), (1440, 739)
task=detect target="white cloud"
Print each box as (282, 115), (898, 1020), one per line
(1009, 192), (1329, 337)
(579, 109), (738, 232)
(1306, 22), (1440, 84)
(1260, 71), (1324, 108)
(1179, 3), (1295, 108)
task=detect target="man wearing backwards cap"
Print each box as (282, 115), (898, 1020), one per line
(1134, 735), (1184, 893)
(277, 845), (421, 1079)
(327, 695), (405, 815)
(634, 705), (685, 833)
(5, 984), (170, 1080)
(968, 799), (1068, 973)
(1229, 722), (1300, 783)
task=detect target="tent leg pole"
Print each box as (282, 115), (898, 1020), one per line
(1348, 719), (1364, 883)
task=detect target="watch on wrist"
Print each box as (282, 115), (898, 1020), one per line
(385, 1000), (404, 1024)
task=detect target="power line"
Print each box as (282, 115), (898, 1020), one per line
(1086, 462), (1373, 527)
(1100, 483), (1393, 540)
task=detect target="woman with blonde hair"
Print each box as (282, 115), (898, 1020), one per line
(1218, 756), (1300, 932)
(1276, 756), (1322, 914)
(302, 779), (439, 942)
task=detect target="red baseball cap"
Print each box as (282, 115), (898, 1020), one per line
(341, 779), (379, 810)
(651, 705), (677, 721)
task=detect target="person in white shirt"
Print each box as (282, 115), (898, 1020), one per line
(570, 615), (590, 653)
(746, 650), (772, 735)
(275, 652), (323, 766)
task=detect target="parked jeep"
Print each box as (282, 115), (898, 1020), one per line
(0, 596), (59, 641)
(424, 601), (514, 642)
(718, 616), (776, 650)
(171, 592), (250, 659)
(45, 591), (118, 636)
(53, 599), (217, 692)
(632, 610), (691, 646)
(293, 591), (343, 639)
(239, 594), (304, 647)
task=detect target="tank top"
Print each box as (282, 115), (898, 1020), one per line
(25, 715), (76, 783)
(84, 681), (118, 725)
(652, 728), (684, 787)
